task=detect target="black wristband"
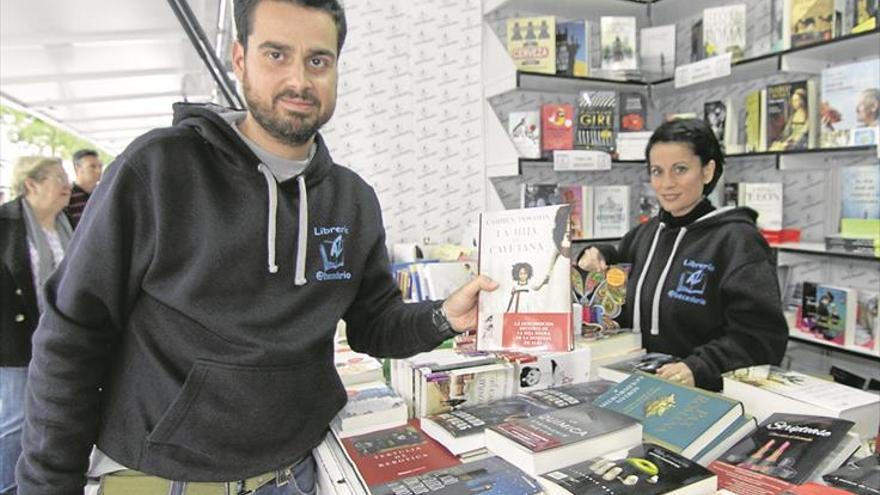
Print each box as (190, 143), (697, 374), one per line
(431, 301), (457, 338)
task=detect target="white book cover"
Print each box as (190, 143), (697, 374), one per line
(738, 182), (783, 231)
(820, 58), (880, 147)
(600, 17), (638, 71)
(840, 165), (880, 221)
(477, 205), (573, 352)
(639, 24), (676, 77)
(421, 261), (476, 301)
(853, 290), (879, 354)
(509, 110), (542, 159)
(418, 362), (515, 417)
(702, 4), (747, 61)
(592, 185), (631, 238)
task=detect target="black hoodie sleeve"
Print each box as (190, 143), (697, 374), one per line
(17, 155), (155, 495)
(342, 192), (449, 358)
(683, 258), (788, 391)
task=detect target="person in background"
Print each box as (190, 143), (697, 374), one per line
(63, 149), (103, 229)
(16, 1), (495, 494)
(1, 156), (72, 495)
(577, 119), (787, 391)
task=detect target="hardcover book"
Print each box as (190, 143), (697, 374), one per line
(709, 413), (856, 489)
(592, 185), (630, 238)
(331, 381), (408, 438)
(840, 165), (880, 225)
(539, 443), (718, 495)
(417, 362), (515, 417)
(619, 92), (647, 133)
(791, 0), (835, 48)
(639, 24), (676, 78)
(525, 380), (617, 409)
(557, 21), (589, 77)
(509, 111), (542, 159)
(600, 17), (638, 71)
(722, 365), (880, 439)
(339, 420), (461, 487)
(853, 0), (879, 32)
(596, 352), (681, 383)
(370, 456), (543, 495)
(542, 103), (575, 151)
(853, 290), (879, 354)
(576, 91), (617, 153)
(507, 16), (556, 74)
(477, 205), (573, 352)
(744, 89), (765, 152)
(737, 182), (784, 231)
(767, 80), (814, 151)
(820, 59), (880, 147)
(593, 372), (745, 458)
(485, 403), (643, 475)
(702, 4), (747, 61)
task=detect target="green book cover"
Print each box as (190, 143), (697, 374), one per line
(593, 372), (743, 456)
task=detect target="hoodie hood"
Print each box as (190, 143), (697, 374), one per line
(172, 102), (334, 285)
(171, 102), (333, 188)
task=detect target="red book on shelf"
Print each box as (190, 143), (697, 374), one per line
(541, 103), (574, 151)
(339, 420), (461, 487)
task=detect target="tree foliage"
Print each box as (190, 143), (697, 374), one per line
(0, 105), (114, 163)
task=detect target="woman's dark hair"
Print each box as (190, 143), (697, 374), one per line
(644, 118), (725, 195)
(511, 262), (533, 282)
(235, 0), (347, 53)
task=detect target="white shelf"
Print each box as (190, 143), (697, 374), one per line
(789, 327), (880, 361)
(773, 242), (880, 260)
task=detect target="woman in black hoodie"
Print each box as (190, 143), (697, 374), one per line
(577, 119), (787, 391)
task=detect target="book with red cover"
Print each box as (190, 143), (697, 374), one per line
(339, 420), (461, 487)
(541, 104), (575, 151)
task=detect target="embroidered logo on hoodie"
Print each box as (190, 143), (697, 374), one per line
(314, 226), (352, 281)
(667, 258), (715, 306)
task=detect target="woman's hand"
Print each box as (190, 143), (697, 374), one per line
(577, 247), (608, 273)
(656, 362), (694, 387)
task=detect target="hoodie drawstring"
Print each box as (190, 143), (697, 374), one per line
(294, 175), (308, 286)
(257, 165), (309, 286)
(258, 164), (280, 274)
(632, 223), (664, 333)
(649, 227), (688, 336)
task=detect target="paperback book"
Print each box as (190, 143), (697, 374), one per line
(639, 24), (676, 78)
(485, 403), (643, 475)
(539, 443), (718, 495)
(791, 0), (835, 48)
(820, 58), (880, 147)
(823, 453), (880, 495)
(521, 184), (561, 209)
(556, 21), (589, 77)
(594, 372), (745, 459)
(477, 205), (573, 352)
(596, 352), (681, 383)
(618, 92), (647, 133)
(592, 185), (630, 238)
(576, 91), (617, 153)
(509, 111), (542, 159)
(600, 17), (638, 71)
(576, 264), (630, 339)
(702, 4), (747, 61)
(542, 103), (576, 151)
(704, 100), (728, 144)
(767, 80), (815, 151)
(709, 413), (857, 491)
(507, 16), (556, 74)
(814, 284), (856, 346)
(331, 381), (408, 438)
(339, 421), (461, 487)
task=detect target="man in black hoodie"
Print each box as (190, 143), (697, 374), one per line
(16, 1), (496, 494)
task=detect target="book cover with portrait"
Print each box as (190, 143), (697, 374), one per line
(477, 205), (573, 352)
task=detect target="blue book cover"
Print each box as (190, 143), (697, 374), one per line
(841, 165), (880, 221)
(693, 414), (757, 464)
(593, 373), (743, 457)
(557, 21), (588, 77)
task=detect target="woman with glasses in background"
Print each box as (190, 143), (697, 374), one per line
(0, 156), (72, 494)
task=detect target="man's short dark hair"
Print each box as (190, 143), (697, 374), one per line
(645, 118), (725, 196)
(72, 149), (99, 167)
(234, 0), (347, 53)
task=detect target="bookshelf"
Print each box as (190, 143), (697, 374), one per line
(772, 242), (879, 261)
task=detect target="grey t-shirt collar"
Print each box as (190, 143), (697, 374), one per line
(222, 111), (315, 183)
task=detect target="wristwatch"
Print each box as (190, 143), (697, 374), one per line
(431, 301), (457, 338)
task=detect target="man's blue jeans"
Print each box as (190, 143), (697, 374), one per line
(0, 367), (27, 495)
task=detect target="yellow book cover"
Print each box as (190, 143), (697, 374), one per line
(790, 0), (835, 47)
(745, 90), (762, 152)
(507, 16), (556, 75)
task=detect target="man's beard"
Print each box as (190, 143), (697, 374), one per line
(242, 73), (331, 146)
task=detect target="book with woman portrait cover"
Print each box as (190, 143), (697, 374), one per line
(477, 205), (573, 352)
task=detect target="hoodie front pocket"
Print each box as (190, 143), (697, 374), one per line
(146, 358), (345, 465)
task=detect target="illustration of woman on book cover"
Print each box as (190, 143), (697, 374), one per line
(770, 88), (809, 150)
